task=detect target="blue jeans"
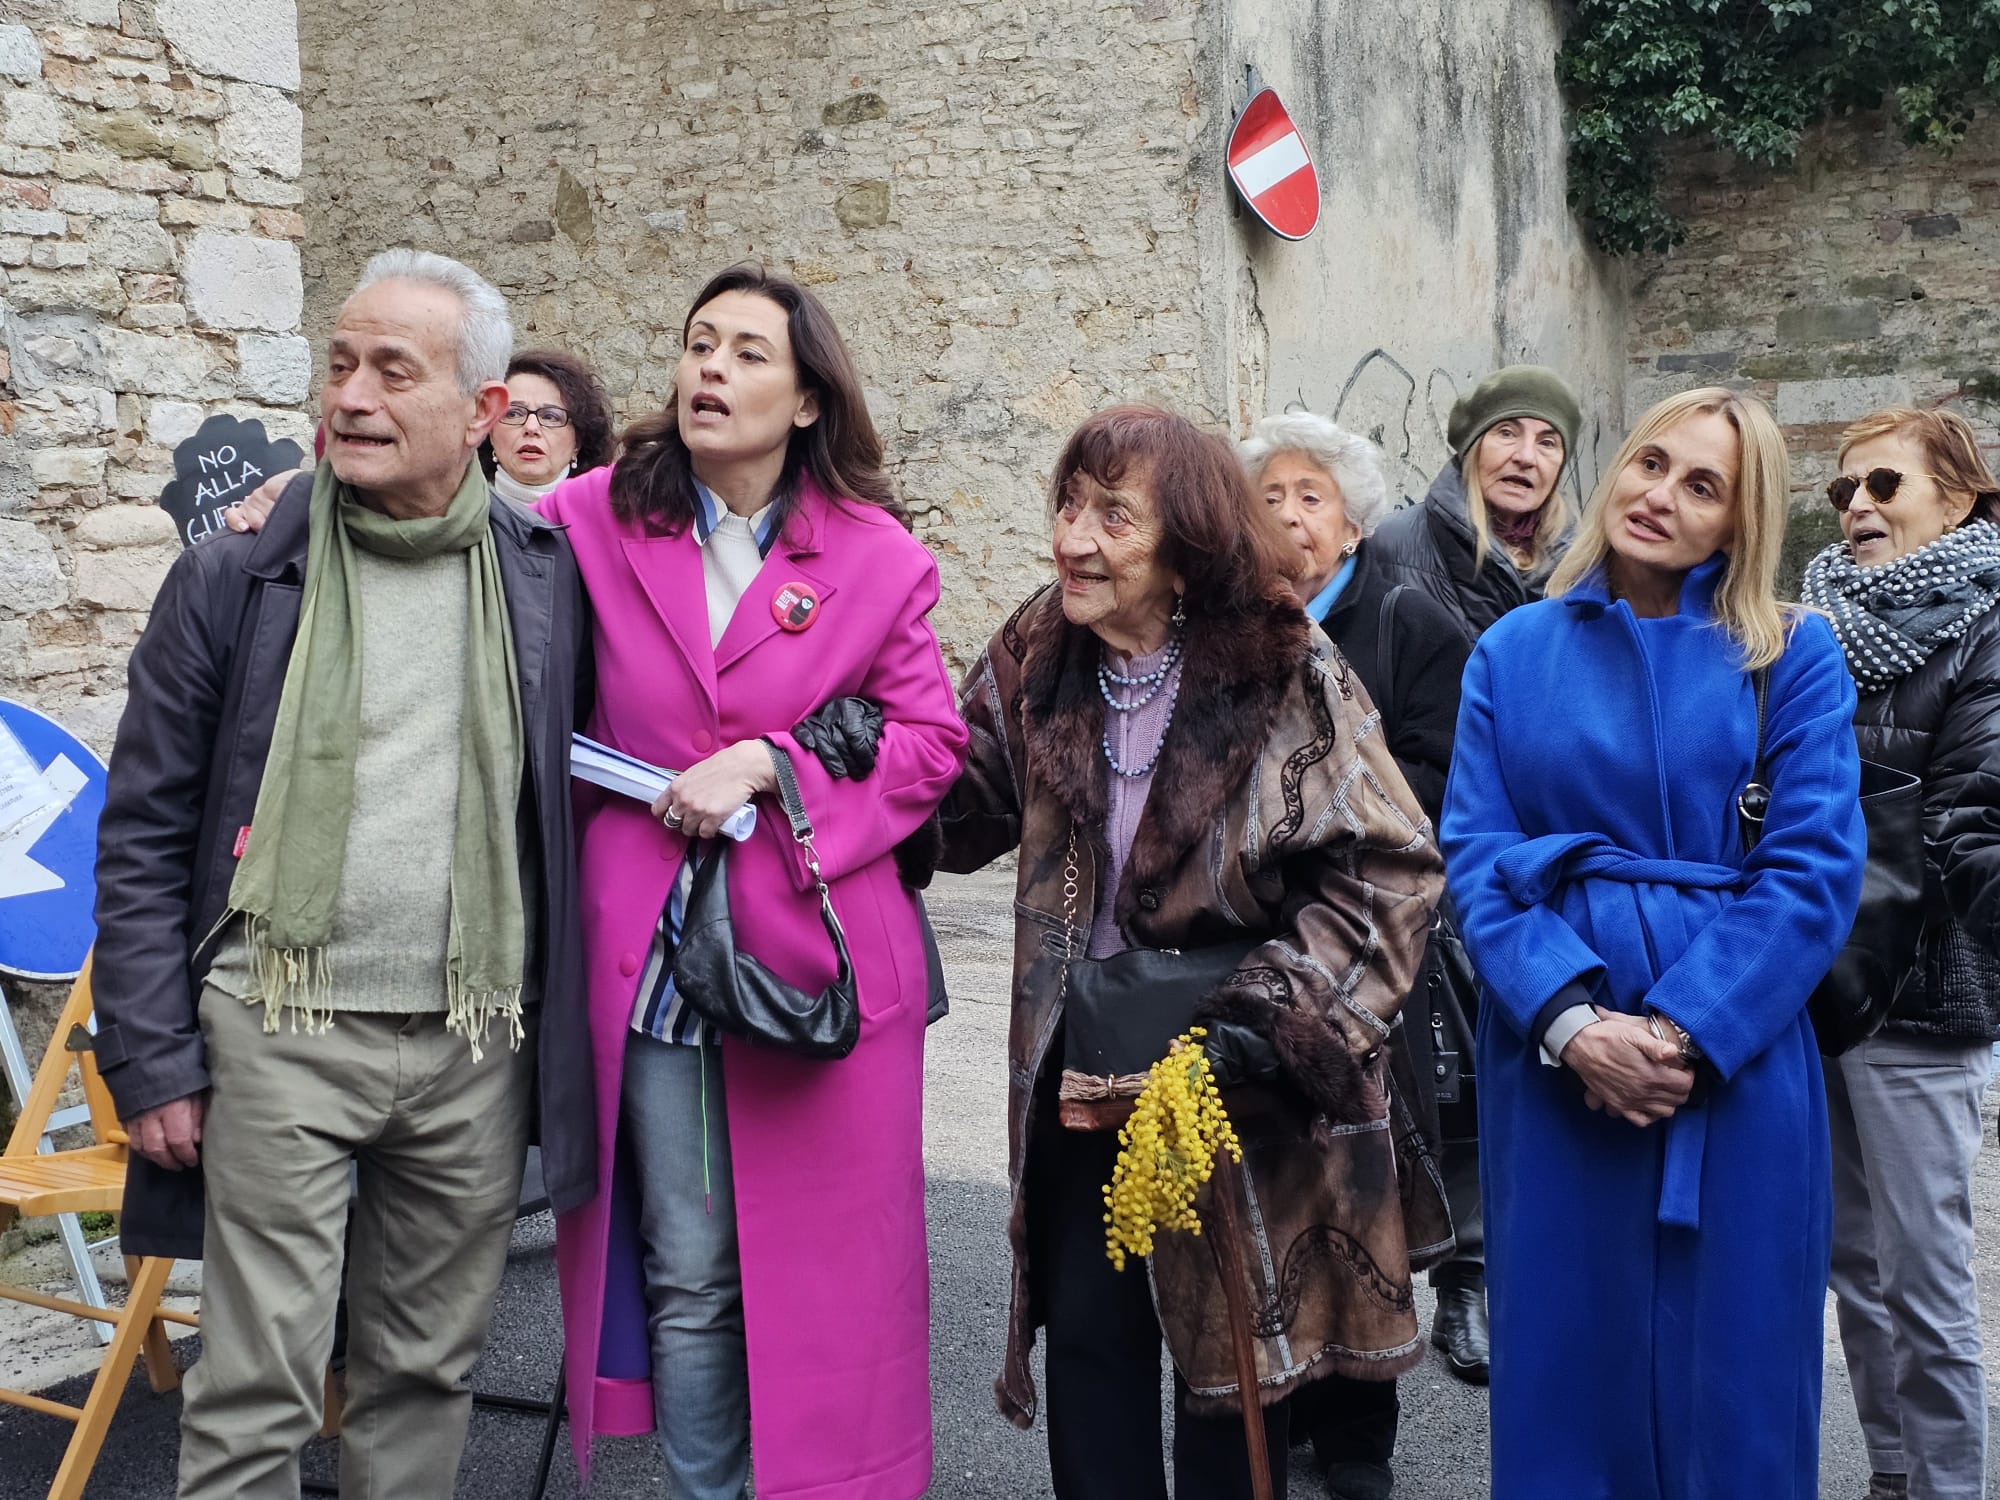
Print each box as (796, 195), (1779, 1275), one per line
(622, 1033), (749, 1500)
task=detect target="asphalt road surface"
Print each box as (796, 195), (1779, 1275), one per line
(5, 866), (1997, 1497)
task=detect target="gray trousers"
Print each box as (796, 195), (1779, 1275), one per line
(1827, 1031), (1992, 1498)
(622, 1032), (750, 1500)
(179, 987), (534, 1500)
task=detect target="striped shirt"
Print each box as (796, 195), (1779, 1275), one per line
(629, 481), (781, 1045)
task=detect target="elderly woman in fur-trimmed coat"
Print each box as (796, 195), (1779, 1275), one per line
(938, 405), (1444, 1500)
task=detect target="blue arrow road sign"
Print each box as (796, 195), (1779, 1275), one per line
(0, 699), (106, 981)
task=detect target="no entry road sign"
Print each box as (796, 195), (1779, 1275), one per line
(1227, 88), (1321, 241)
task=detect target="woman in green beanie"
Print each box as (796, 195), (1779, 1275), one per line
(1373, 364), (1583, 642)
(1363, 364), (1582, 1413)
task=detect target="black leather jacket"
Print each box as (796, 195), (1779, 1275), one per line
(91, 474), (598, 1256)
(1850, 601), (2000, 1040)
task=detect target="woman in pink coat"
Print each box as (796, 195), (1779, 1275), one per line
(543, 264), (967, 1498)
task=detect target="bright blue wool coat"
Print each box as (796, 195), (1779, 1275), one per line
(1441, 556), (1864, 1500)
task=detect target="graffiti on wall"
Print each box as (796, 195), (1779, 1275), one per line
(1293, 347), (1608, 507)
(1324, 348), (1458, 501)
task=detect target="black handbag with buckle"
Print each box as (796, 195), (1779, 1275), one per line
(1050, 826), (1259, 1127)
(671, 747), (860, 1060)
(1740, 668), (1925, 1056)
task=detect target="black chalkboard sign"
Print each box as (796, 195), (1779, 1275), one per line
(157, 413), (306, 548)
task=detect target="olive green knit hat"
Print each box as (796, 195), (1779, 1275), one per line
(1447, 365), (1583, 466)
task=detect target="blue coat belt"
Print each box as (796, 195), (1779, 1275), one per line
(1494, 831), (1745, 1230)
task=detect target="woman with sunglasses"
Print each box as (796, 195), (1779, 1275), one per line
(1801, 406), (2000, 1500)
(481, 348), (617, 503)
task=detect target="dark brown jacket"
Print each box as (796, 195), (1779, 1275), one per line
(91, 474), (595, 1259)
(939, 584), (1446, 1422)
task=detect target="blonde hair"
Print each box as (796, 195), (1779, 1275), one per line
(1837, 405), (2000, 524)
(1465, 451), (1574, 573)
(1548, 386), (1795, 670)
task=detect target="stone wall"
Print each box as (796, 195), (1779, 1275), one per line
(299, 0), (1627, 670)
(0, 0), (309, 750)
(1626, 109), (2000, 579)
(299, 0), (1220, 673)
(1217, 0), (1628, 503)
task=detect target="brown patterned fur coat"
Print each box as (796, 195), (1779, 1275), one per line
(938, 582), (1447, 1422)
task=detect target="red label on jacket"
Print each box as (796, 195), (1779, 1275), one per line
(233, 825), (251, 858)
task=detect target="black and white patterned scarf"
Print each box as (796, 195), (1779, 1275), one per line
(1802, 518), (2000, 692)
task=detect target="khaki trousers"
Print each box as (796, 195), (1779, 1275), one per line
(178, 986), (534, 1500)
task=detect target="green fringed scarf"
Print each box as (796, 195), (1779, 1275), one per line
(227, 462), (527, 1058)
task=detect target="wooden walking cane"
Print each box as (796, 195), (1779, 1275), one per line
(1207, 1147), (1275, 1500)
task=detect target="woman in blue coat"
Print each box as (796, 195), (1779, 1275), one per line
(1441, 386), (1866, 1499)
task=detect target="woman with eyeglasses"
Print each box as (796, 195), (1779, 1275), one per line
(1800, 406), (2000, 1500)
(481, 348), (617, 503)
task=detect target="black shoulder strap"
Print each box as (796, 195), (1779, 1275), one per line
(1374, 583), (1408, 706)
(1751, 665), (1772, 776)
(1739, 666), (1773, 851)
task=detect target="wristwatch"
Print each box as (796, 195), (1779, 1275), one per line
(1647, 1011), (1704, 1066)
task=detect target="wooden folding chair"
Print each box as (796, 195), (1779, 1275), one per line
(0, 955), (196, 1500)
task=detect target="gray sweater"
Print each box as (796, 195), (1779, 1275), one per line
(209, 547), (536, 1014)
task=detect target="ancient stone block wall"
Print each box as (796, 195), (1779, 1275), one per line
(299, 0), (1222, 672)
(1626, 110), (2000, 579)
(299, 1), (1628, 669)
(0, 0), (310, 748)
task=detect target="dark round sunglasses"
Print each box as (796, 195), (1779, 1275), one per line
(1826, 467), (1940, 512)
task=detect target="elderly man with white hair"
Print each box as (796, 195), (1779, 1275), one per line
(91, 249), (594, 1498)
(1240, 410), (1471, 1500)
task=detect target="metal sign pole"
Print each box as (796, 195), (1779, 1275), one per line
(0, 979), (113, 1342)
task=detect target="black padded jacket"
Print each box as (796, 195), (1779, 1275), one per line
(1369, 461), (1571, 648)
(1850, 601), (2000, 1040)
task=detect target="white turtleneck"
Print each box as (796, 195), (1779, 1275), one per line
(491, 465), (569, 507)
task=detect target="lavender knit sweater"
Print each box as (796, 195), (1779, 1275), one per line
(1087, 638), (1184, 959)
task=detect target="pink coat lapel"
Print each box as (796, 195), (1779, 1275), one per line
(619, 530), (719, 713)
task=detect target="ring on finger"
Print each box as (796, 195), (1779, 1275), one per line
(663, 807), (684, 829)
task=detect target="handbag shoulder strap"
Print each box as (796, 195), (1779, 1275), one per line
(765, 740), (816, 841)
(1751, 664), (1771, 774)
(1739, 665), (1774, 850)
(764, 739), (835, 895)
(1373, 583), (1407, 703)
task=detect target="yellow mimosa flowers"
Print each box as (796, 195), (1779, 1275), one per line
(1103, 1029), (1244, 1271)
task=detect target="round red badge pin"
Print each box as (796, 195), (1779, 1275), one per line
(771, 581), (821, 632)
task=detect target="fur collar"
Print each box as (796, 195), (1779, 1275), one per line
(1016, 585), (1311, 928)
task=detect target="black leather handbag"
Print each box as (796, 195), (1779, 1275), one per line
(1050, 827), (1259, 1127)
(1740, 669), (1926, 1056)
(1418, 901), (1481, 1137)
(672, 749), (860, 1060)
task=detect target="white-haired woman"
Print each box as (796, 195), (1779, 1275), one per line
(1443, 387), (1866, 1496)
(1244, 412), (1469, 817)
(1240, 414), (1469, 1500)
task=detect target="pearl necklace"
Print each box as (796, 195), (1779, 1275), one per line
(1096, 635), (1183, 712)
(1099, 637), (1184, 778)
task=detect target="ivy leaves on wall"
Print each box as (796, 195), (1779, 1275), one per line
(1559, 0), (2000, 254)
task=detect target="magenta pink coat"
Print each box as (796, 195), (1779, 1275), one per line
(540, 469), (967, 1498)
